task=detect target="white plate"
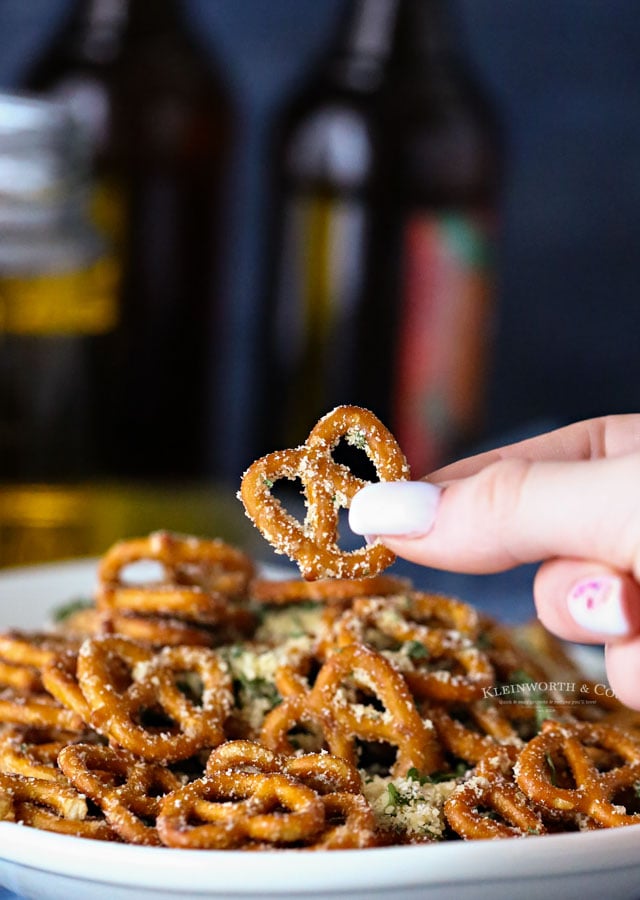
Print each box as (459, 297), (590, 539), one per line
(0, 560), (639, 900)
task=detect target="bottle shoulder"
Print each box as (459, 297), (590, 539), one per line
(276, 82), (384, 189)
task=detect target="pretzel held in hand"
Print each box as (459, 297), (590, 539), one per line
(239, 406), (410, 580)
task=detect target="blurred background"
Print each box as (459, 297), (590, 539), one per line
(0, 0), (639, 618)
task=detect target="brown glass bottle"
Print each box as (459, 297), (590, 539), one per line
(260, 0), (401, 453)
(380, 0), (502, 474)
(23, 0), (233, 479)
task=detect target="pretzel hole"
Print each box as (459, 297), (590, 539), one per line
(331, 437), (377, 483)
(137, 705), (178, 733)
(611, 784), (640, 814)
(287, 723), (326, 754)
(271, 478), (307, 526)
(119, 561), (166, 585)
(544, 751), (576, 790)
(356, 739), (398, 776)
(586, 746), (626, 773)
(175, 672), (205, 705)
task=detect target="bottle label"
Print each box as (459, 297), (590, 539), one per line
(393, 210), (495, 474)
(0, 255), (119, 335)
(273, 192), (367, 443)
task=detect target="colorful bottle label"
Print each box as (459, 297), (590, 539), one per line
(393, 210), (495, 474)
(273, 192), (367, 444)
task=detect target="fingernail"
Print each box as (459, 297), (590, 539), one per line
(348, 481), (442, 538)
(567, 576), (630, 636)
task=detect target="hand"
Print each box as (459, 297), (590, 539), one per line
(349, 414), (640, 709)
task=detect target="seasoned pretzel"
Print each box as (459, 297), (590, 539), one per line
(97, 531), (255, 623)
(0, 770), (87, 821)
(13, 802), (117, 840)
(249, 574), (412, 606)
(426, 702), (522, 765)
(41, 651), (93, 724)
(202, 740), (374, 847)
(0, 630), (79, 693)
(0, 687), (84, 732)
(0, 631), (79, 671)
(261, 643), (443, 777)
(445, 745), (546, 839)
(58, 743), (182, 845)
(157, 770), (325, 849)
(514, 720), (640, 826)
(0, 660), (41, 692)
(76, 637), (233, 761)
(0, 724), (85, 782)
(328, 594), (494, 703)
(239, 406), (410, 580)
(206, 739), (362, 795)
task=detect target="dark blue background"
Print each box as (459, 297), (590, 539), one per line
(2, 0), (639, 475)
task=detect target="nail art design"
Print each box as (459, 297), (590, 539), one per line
(566, 576), (629, 636)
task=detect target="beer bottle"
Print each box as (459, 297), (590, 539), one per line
(382, 0), (501, 473)
(23, 0), (234, 479)
(261, 0), (401, 452)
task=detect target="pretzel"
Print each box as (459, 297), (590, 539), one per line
(75, 637), (233, 761)
(157, 771), (325, 849)
(514, 720), (640, 827)
(261, 642), (443, 777)
(202, 740), (376, 848)
(445, 745), (546, 839)
(0, 631), (79, 671)
(0, 724), (84, 783)
(0, 687), (84, 732)
(239, 406), (410, 580)
(0, 630), (79, 693)
(206, 739), (362, 794)
(0, 770), (87, 822)
(13, 803), (117, 840)
(249, 573), (412, 606)
(327, 594), (494, 703)
(97, 531), (255, 623)
(425, 702), (522, 765)
(58, 743), (183, 845)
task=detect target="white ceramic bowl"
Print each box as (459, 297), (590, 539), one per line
(0, 559), (639, 900)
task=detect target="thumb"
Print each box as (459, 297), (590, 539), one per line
(348, 454), (640, 576)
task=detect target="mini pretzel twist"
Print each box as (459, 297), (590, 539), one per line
(261, 643), (443, 777)
(58, 743), (183, 845)
(157, 771), (326, 849)
(75, 636), (233, 761)
(444, 745), (546, 839)
(239, 406), (410, 580)
(0, 724), (86, 783)
(424, 701), (522, 765)
(326, 593), (494, 703)
(514, 720), (640, 827)
(157, 739), (375, 849)
(97, 531), (255, 623)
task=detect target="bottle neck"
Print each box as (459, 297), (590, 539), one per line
(324, 0), (401, 90)
(396, 0), (465, 71)
(62, 0), (128, 64)
(61, 0), (188, 62)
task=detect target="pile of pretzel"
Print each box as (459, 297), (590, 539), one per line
(1, 406), (639, 849)
(0, 529), (640, 848)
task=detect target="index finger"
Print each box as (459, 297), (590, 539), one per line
(429, 414), (640, 483)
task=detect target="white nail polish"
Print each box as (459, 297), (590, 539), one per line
(566, 576), (629, 636)
(348, 481), (441, 538)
